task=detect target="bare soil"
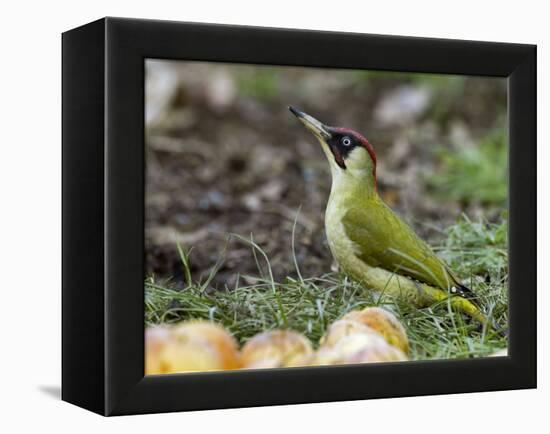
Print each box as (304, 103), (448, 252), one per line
(145, 61), (506, 288)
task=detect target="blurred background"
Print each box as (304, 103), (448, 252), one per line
(145, 59), (507, 288)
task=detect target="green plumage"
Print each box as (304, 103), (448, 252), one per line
(289, 106), (490, 329)
(324, 162), (488, 327)
(342, 199), (457, 291)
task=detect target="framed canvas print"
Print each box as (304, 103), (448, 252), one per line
(62, 17), (536, 416)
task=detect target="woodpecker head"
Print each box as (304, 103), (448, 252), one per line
(289, 106), (377, 185)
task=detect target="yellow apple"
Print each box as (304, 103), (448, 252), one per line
(170, 321), (241, 369)
(342, 307), (409, 354)
(241, 329), (314, 369)
(314, 333), (408, 366)
(319, 319), (380, 348)
(145, 326), (172, 375)
(145, 320), (241, 374)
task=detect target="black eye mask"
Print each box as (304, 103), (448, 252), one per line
(326, 133), (359, 169)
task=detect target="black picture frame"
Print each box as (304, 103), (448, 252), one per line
(62, 17), (536, 416)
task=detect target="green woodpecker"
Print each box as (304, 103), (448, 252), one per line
(289, 106), (488, 327)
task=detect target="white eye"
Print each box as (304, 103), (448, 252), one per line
(342, 137), (352, 146)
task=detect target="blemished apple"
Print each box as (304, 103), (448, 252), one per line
(170, 321), (241, 369)
(241, 329), (314, 369)
(342, 307), (410, 354)
(319, 319), (380, 348)
(145, 321), (241, 374)
(157, 337), (225, 373)
(314, 332), (408, 365)
(145, 326), (172, 375)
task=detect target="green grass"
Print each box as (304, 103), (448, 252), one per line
(426, 130), (508, 206)
(145, 216), (508, 360)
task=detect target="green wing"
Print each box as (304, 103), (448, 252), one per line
(342, 201), (458, 290)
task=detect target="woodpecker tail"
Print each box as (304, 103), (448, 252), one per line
(453, 283), (507, 337)
(452, 283), (478, 303)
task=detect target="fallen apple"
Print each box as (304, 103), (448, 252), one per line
(342, 307), (409, 354)
(241, 329), (314, 369)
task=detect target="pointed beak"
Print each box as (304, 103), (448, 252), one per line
(289, 106), (332, 140)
